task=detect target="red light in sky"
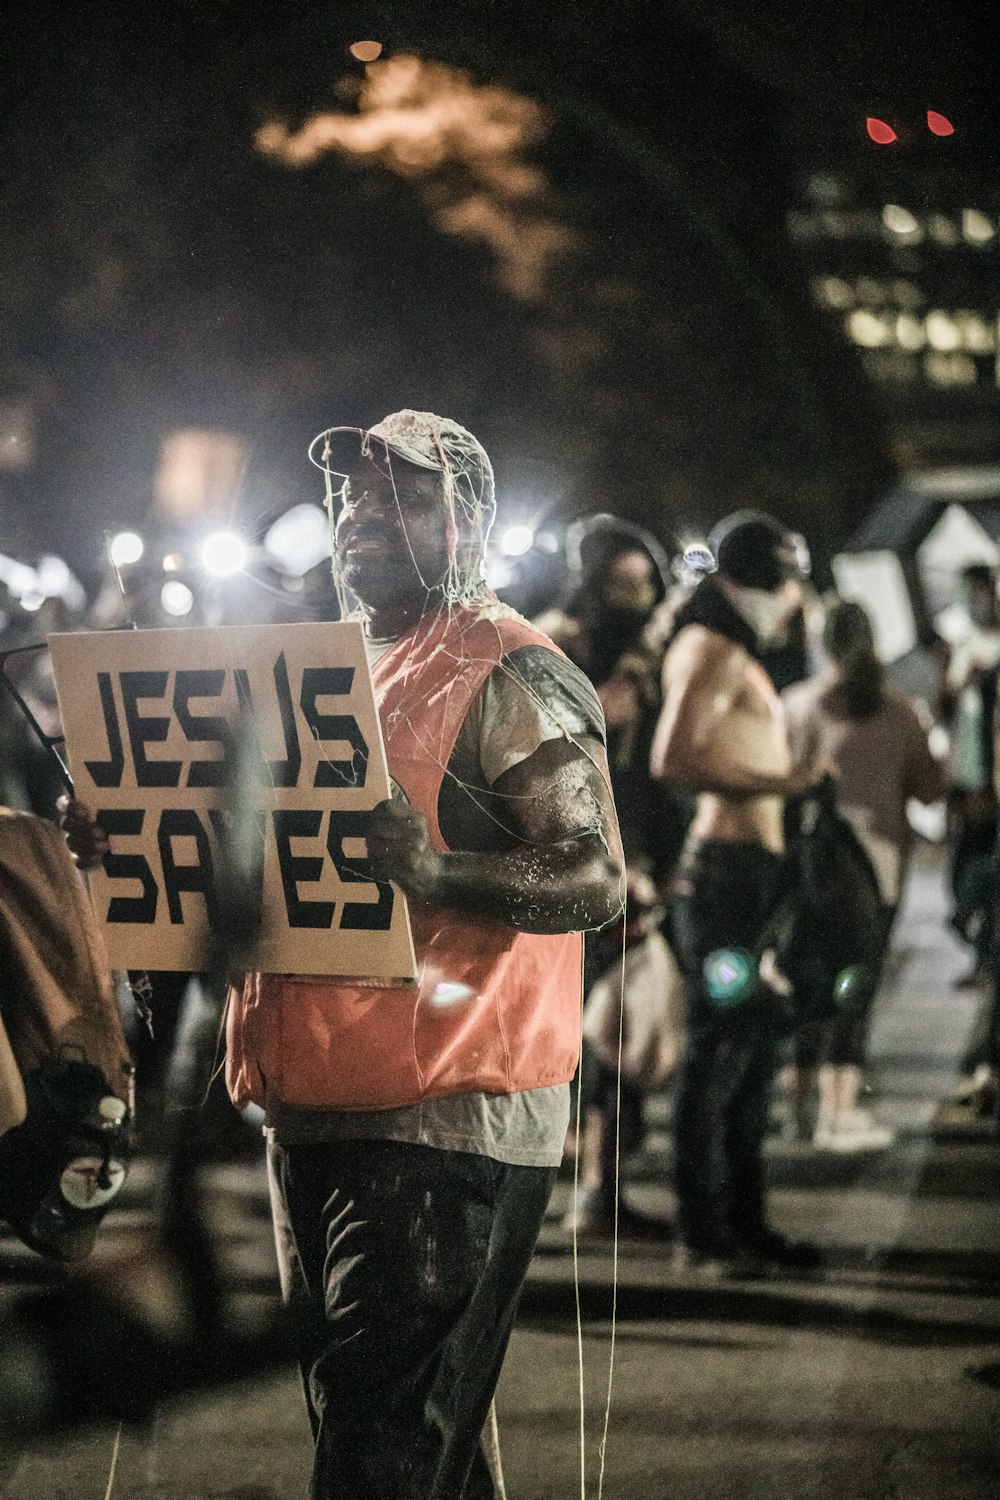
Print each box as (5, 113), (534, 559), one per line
(866, 117), (898, 144)
(927, 110), (955, 136)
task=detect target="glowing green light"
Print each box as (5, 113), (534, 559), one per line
(704, 948), (756, 1005)
(833, 964), (872, 1009)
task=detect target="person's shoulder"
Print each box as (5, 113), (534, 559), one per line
(493, 644), (605, 737)
(667, 622), (746, 673)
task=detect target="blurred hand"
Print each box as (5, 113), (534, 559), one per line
(57, 796), (108, 870)
(366, 795), (438, 901)
(785, 759), (833, 798)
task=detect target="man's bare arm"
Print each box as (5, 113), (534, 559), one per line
(649, 626), (819, 797)
(367, 736), (625, 934)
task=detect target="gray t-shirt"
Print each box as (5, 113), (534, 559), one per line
(266, 631), (605, 1167)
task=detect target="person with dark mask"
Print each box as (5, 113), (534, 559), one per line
(536, 518), (690, 1236)
(651, 510), (823, 1278)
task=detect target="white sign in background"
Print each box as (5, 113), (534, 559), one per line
(49, 622), (415, 979)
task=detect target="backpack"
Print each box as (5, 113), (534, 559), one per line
(768, 777), (887, 1030)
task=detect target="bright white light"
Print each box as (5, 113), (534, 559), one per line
(846, 309), (891, 348)
(200, 530), (247, 578)
(882, 204), (920, 237)
(895, 314), (926, 351)
(20, 591), (44, 612)
(161, 581), (195, 617)
(263, 503), (331, 576)
(958, 313), (994, 353)
(162, 552), (184, 572)
(109, 531), (144, 567)
(925, 311), (961, 351)
(963, 208), (995, 244)
(500, 524), (535, 557)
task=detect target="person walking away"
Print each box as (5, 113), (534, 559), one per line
(782, 598), (946, 1151)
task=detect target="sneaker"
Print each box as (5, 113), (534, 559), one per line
(813, 1107), (894, 1153)
(671, 1243), (730, 1281)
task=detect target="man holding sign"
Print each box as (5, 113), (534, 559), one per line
(230, 411), (623, 1499)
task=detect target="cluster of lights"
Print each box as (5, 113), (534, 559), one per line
(790, 204), (997, 247)
(0, 552), (85, 613)
(845, 307), (998, 356)
(812, 275), (924, 312)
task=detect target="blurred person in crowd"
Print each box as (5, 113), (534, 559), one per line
(651, 511), (823, 1278)
(782, 598), (946, 1151)
(94, 409), (625, 1500)
(536, 517), (689, 1237)
(939, 563), (1000, 988)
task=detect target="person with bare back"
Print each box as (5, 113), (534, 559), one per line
(651, 511), (822, 1278)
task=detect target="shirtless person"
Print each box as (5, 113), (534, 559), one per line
(651, 511), (820, 1277)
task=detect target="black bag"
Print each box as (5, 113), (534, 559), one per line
(769, 777), (887, 1030)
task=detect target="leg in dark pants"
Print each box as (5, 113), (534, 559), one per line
(671, 840), (785, 1255)
(267, 1136), (554, 1500)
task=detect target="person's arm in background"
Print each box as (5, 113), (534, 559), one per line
(900, 697), (948, 805)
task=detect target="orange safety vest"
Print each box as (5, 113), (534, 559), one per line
(226, 603), (588, 1112)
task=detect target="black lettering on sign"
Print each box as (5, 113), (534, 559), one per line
(327, 810), (394, 931)
(99, 808), (158, 924)
(85, 674), (125, 788)
(174, 669), (229, 787)
(121, 671), (182, 788)
(273, 810), (334, 929)
(157, 808), (219, 928)
(300, 668), (369, 788)
(235, 657), (301, 787)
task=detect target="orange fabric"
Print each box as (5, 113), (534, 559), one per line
(226, 604), (586, 1111)
(0, 808), (133, 1106)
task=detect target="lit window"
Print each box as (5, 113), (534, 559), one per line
(924, 352), (977, 386)
(927, 215), (959, 247)
(856, 276), (885, 303)
(924, 311), (961, 351)
(891, 280), (924, 310)
(882, 204), (921, 238)
(895, 314), (926, 351)
(962, 209), (996, 244)
(847, 309), (892, 348)
(957, 313), (995, 354)
(811, 276), (854, 310)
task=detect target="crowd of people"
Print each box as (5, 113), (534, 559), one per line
(1, 408), (998, 1496)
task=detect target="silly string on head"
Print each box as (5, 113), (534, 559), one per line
(308, 410), (497, 620)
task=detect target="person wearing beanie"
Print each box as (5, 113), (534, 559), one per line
(650, 509), (824, 1278)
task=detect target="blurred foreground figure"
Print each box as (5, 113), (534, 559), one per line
(0, 804), (133, 1263)
(783, 599), (946, 1151)
(227, 412), (624, 1500)
(651, 511), (822, 1279)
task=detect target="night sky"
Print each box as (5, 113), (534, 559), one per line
(1, 1), (995, 585)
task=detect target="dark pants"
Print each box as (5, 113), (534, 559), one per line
(671, 840), (785, 1254)
(266, 1135), (555, 1500)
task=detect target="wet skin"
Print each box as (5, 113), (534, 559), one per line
(331, 449), (623, 933)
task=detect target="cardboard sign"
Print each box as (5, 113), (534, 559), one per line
(49, 623), (416, 979)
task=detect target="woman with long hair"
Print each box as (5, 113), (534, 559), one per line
(782, 598), (946, 1151)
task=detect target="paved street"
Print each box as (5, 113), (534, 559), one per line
(2, 848), (999, 1499)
